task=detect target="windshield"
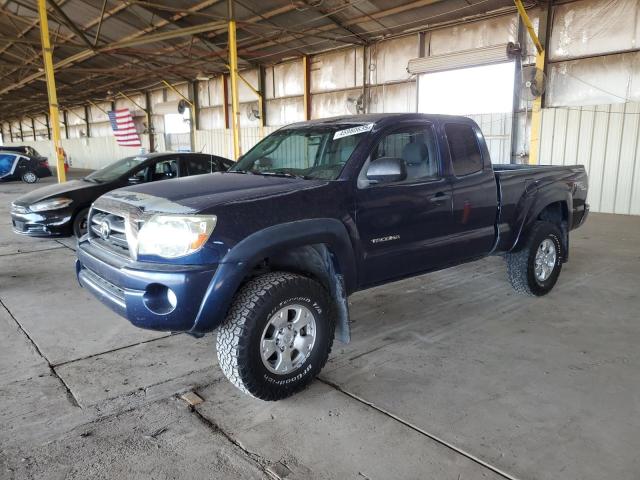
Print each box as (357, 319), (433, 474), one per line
(230, 124), (373, 180)
(85, 156), (147, 183)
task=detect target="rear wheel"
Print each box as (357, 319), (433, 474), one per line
(506, 221), (564, 296)
(216, 272), (334, 401)
(22, 171), (38, 184)
(73, 208), (90, 238)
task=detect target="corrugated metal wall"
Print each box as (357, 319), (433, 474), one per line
(466, 113), (513, 164)
(539, 103), (640, 215)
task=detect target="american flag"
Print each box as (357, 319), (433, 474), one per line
(107, 108), (142, 147)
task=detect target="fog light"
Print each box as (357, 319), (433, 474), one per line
(143, 284), (177, 315)
(167, 288), (177, 309)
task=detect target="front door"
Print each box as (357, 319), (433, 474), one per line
(355, 123), (454, 286)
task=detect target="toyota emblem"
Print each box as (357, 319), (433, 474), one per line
(99, 221), (111, 240)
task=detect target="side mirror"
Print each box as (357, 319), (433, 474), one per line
(128, 176), (143, 185)
(366, 157), (407, 184)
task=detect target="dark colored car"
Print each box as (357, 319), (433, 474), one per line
(76, 113), (589, 400)
(11, 151), (233, 238)
(1, 151), (53, 183)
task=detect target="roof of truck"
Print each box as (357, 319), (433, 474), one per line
(285, 113), (477, 129)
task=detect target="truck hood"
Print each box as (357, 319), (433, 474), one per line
(13, 179), (102, 206)
(101, 172), (326, 214)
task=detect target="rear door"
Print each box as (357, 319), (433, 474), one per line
(0, 153), (18, 179)
(444, 122), (498, 260)
(355, 123), (455, 286)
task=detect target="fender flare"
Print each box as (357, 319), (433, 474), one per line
(190, 218), (357, 335)
(510, 183), (572, 253)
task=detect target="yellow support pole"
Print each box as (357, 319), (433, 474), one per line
(38, 0), (66, 182)
(514, 0), (544, 165)
(228, 11), (241, 159)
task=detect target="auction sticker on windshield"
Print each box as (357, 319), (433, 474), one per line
(333, 123), (374, 140)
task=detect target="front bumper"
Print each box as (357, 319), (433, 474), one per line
(76, 240), (222, 333)
(11, 208), (73, 237)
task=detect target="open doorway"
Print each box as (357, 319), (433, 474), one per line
(164, 110), (191, 152)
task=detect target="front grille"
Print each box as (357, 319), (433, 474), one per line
(89, 208), (130, 256)
(81, 266), (125, 303)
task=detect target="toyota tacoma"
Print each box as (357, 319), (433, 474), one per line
(76, 114), (589, 400)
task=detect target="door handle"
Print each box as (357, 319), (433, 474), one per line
(429, 192), (450, 203)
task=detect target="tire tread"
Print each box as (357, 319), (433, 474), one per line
(216, 272), (334, 400)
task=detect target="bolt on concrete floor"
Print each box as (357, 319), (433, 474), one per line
(1, 176), (639, 479)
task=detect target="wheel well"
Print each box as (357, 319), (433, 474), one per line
(245, 244), (351, 344)
(537, 201), (568, 227)
(536, 201), (569, 260)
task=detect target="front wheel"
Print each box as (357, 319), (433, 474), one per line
(73, 208), (90, 238)
(216, 272), (334, 401)
(22, 171), (38, 184)
(506, 221), (564, 296)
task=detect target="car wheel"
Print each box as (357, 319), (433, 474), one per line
(506, 221), (564, 296)
(22, 171), (38, 184)
(216, 272), (334, 401)
(73, 208), (90, 238)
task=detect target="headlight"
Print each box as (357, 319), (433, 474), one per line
(137, 215), (217, 258)
(29, 197), (73, 212)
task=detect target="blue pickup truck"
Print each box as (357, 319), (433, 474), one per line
(76, 114), (589, 400)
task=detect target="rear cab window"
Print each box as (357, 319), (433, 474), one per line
(445, 123), (483, 176)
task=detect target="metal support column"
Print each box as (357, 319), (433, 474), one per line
(514, 0), (546, 165)
(510, 17), (525, 164)
(191, 81), (200, 131)
(228, 0), (241, 159)
(45, 114), (51, 139)
(303, 55), (311, 120)
(18, 119), (24, 141)
(38, 0), (66, 182)
(31, 117), (37, 140)
(62, 110), (69, 139)
(259, 66), (267, 131)
(144, 91), (154, 152)
(84, 105), (91, 138)
(222, 74), (230, 129)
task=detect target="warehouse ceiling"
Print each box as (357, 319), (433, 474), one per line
(0, 0), (524, 121)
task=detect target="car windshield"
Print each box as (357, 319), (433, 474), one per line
(85, 155), (147, 183)
(230, 124), (373, 180)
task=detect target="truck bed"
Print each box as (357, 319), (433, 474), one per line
(493, 163), (589, 252)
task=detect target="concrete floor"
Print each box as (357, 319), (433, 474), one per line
(1, 175), (639, 480)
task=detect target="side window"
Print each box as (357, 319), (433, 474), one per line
(151, 158), (178, 181)
(359, 125), (439, 187)
(445, 124), (483, 176)
(184, 156), (215, 176)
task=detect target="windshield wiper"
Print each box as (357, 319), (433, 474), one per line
(258, 171), (308, 180)
(227, 169), (257, 175)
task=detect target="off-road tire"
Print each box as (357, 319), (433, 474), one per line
(22, 171), (38, 184)
(506, 221), (564, 296)
(73, 208), (90, 238)
(216, 272), (334, 401)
